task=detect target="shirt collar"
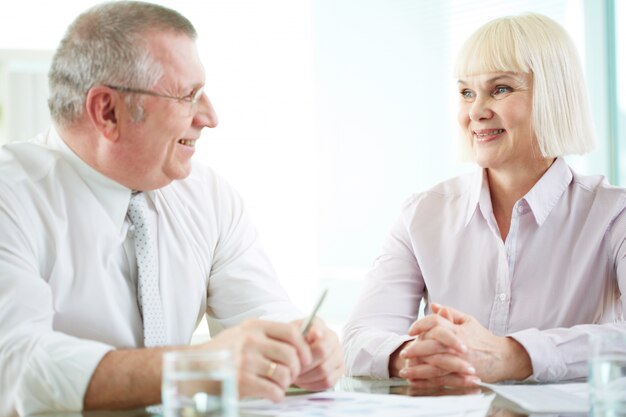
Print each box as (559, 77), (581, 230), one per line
(48, 127), (133, 229)
(523, 157), (572, 226)
(464, 168), (487, 227)
(463, 157), (572, 228)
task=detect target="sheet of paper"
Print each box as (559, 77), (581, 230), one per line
(480, 382), (588, 413)
(240, 391), (495, 417)
(335, 376), (409, 394)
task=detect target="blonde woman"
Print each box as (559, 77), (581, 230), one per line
(343, 13), (625, 387)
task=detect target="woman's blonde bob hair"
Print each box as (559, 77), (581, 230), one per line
(455, 13), (595, 157)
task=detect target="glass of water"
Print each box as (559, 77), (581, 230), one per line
(589, 333), (626, 417)
(162, 349), (238, 417)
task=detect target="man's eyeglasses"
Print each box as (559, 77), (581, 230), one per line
(106, 84), (205, 116)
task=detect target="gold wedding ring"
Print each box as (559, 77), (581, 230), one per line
(266, 361), (278, 379)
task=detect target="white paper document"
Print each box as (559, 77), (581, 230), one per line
(481, 382), (589, 413)
(240, 391), (495, 417)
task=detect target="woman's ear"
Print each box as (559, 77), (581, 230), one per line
(84, 86), (121, 142)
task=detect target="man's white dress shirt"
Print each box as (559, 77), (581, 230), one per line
(0, 129), (301, 415)
(343, 157), (626, 382)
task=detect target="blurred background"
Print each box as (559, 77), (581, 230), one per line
(0, 0), (624, 337)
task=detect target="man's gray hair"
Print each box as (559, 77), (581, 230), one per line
(48, 1), (197, 127)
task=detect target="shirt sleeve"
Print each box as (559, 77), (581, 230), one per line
(509, 200), (626, 382)
(342, 196), (425, 377)
(0, 193), (114, 414)
(509, 324), (626, 381)
(13, 332), (113, 414)
(203, 174), (303, 328)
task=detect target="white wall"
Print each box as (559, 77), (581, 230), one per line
(0, 50), (52, 143)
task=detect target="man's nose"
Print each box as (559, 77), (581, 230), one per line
(193, 93), (218, 128)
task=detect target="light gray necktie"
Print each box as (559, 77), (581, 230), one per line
(128, 192), (167, 347)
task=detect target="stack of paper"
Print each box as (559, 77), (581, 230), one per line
(480, 382), (588, 413)
(240, 391), (495, 417)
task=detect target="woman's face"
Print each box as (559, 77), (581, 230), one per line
(457, 72), (535, 171)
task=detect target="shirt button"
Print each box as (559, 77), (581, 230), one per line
(517, 205), (525, 214)
(499, 293), (506, 301)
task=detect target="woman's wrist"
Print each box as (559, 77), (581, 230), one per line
(389, 340), (412, 377)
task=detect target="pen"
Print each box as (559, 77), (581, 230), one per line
(299, 288), (329, 336)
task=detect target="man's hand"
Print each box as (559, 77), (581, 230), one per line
(397, 303), (532, 388)
(292, 319), (344, 391)
(207, 318), (312, 402)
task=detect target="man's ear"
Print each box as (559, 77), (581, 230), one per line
(85, 86), (121, 141)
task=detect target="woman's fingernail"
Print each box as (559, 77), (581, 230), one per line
(466, 366), (476, 374)
(469, 376), (482, 384)
(399, 368), (407, 377)
(399, 349), (407, 358)
(459, 344), (468, 352)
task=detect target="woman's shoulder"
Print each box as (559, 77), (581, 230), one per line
(569, 169), (626, 224)
(570, 169), (626, 199)
(401, 171), (477, 211)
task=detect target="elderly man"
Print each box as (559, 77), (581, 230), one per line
(0, 1), (343, 414)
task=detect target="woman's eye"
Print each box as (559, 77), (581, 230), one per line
(460, 89), (474, 100)
(493, 85), (512, 95)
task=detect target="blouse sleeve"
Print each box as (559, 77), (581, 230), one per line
(342, 195), (425, 377)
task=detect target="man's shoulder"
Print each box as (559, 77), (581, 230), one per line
(0, 134), (62, 188)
